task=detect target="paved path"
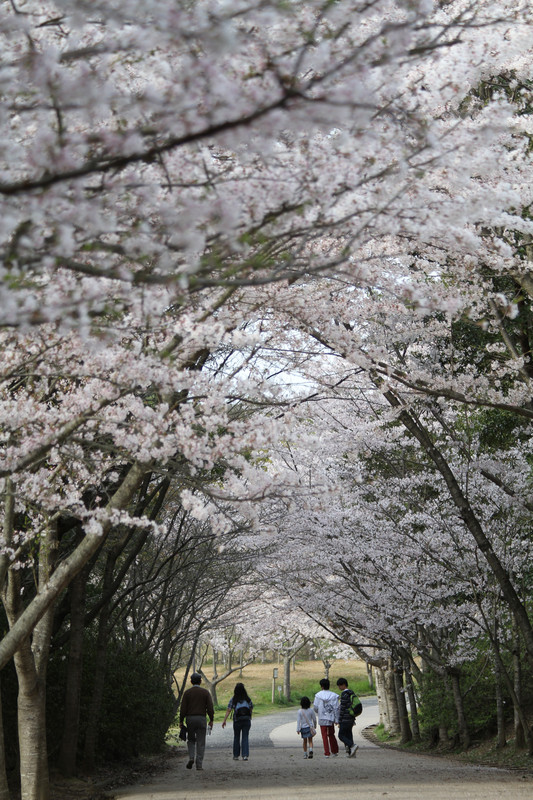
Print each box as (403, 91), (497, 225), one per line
(111, 698), (533, 800)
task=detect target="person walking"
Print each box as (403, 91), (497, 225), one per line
(336, 677), (359, 757)
(296, 696), (317, 759)
(179, 672), (214, 771)
(222, 682), (253, 761)
(313, 678), (340, 757)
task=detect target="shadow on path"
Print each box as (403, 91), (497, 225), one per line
(111, 698), (532, 800)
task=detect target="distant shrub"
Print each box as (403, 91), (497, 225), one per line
(47, 634), (175, 763)
(95, 644), (175, 759)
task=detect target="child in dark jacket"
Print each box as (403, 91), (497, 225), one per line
(336, 678), (359, 757)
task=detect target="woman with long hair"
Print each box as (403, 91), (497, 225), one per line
(222, 682), (253, 761)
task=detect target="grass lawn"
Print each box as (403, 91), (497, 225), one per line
(174, 658), (374, 721)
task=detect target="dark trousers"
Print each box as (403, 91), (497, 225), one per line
(338, 721), (355, 749)
(233, 718), (251, 758)
(186, 715), (207, 766)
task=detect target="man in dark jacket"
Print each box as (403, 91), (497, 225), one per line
(336, 677), (359, 757)
(179, 673), (214, 770)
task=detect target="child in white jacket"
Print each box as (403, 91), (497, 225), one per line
(313, 678), (340, 757)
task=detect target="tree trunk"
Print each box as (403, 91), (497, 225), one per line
(513, 628), (526, 749)
(403, 656), (420, 742)
(6, 517), (57, 800)
(0, 479), (14, 800)
(200, 673), (218, 706)
(374, 667), (386, 727)
(15, 640), (49, 800)
(491, 620), (506, 750)
(58, 566), (89, 777)
(482, 609), (532, 753)
(0, 678), (11, 800)
(366, 662), (374, 690)
(438, 724), (450, 745)
(494, 656), (506, 750)
(392, 661), (412, 744)
(283, 654), (291, 701)
(378, 662), (401, 735)
(82, 599), (111, 772)
(449, 670), (470, 749)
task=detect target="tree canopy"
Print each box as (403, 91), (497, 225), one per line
(2, 2), (533, 798)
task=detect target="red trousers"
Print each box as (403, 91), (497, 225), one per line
(319, 724), (339, 756)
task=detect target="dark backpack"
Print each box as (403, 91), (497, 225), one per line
(348, 691), (363, 718)
(233, 700), (252, 719)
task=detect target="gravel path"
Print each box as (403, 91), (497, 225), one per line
(110, 697), (533, 800)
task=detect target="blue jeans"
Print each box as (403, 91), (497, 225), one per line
(338, 721), (354, 749)
(233, 718), (251, 758)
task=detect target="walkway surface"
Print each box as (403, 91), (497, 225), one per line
(110, 697), (533, 800)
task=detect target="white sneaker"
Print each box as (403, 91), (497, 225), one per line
(349, 744), (359, 758)
(303, 753), (308, 759)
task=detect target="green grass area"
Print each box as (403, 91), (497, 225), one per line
(168, 658), (375, 741)
(222, 675), (372, 719)
(195, 659), (371, 714)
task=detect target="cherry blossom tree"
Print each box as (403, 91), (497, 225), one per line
(253, 374), (533, 747)
(2, 2), (533, 798)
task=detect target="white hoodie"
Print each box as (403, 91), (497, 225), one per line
(313, 689), (339, 725)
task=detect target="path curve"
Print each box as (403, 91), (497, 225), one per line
(110, 698), (532, 800)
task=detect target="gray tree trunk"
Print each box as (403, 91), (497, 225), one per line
(494, 657), (506, 749)
(0, 479), (14, 800)
(392, 661), (412, 744)
(0, 678), (10, 800)
(450, 670), (470, 749)
(82, 553), (115, 773)
(513, 628), (526, 748)
(7, 518), (57, 800)
(283, 654), (291, 701)
(59, 566), (89, 777)
(403, 656), (420, 742)
(377, 662), (401, 735)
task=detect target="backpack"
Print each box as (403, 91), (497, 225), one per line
(347, 691), (363, 718)
(233, 700), (252, 719)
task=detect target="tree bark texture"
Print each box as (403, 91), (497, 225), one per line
(58, 567), (90, 777)
(283, 654), (291, 701)
(0, 478), (14, 800)
(82, 549), (116, 773)
(392, 662), (412, 745)
(3, 516), (58, 800)
(380, 662), (401, 735)
(0, 679), (10, 800)
(402, 656), (420, 742)
(449, 670), (470, 750)
(513, 627), (526, 749)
